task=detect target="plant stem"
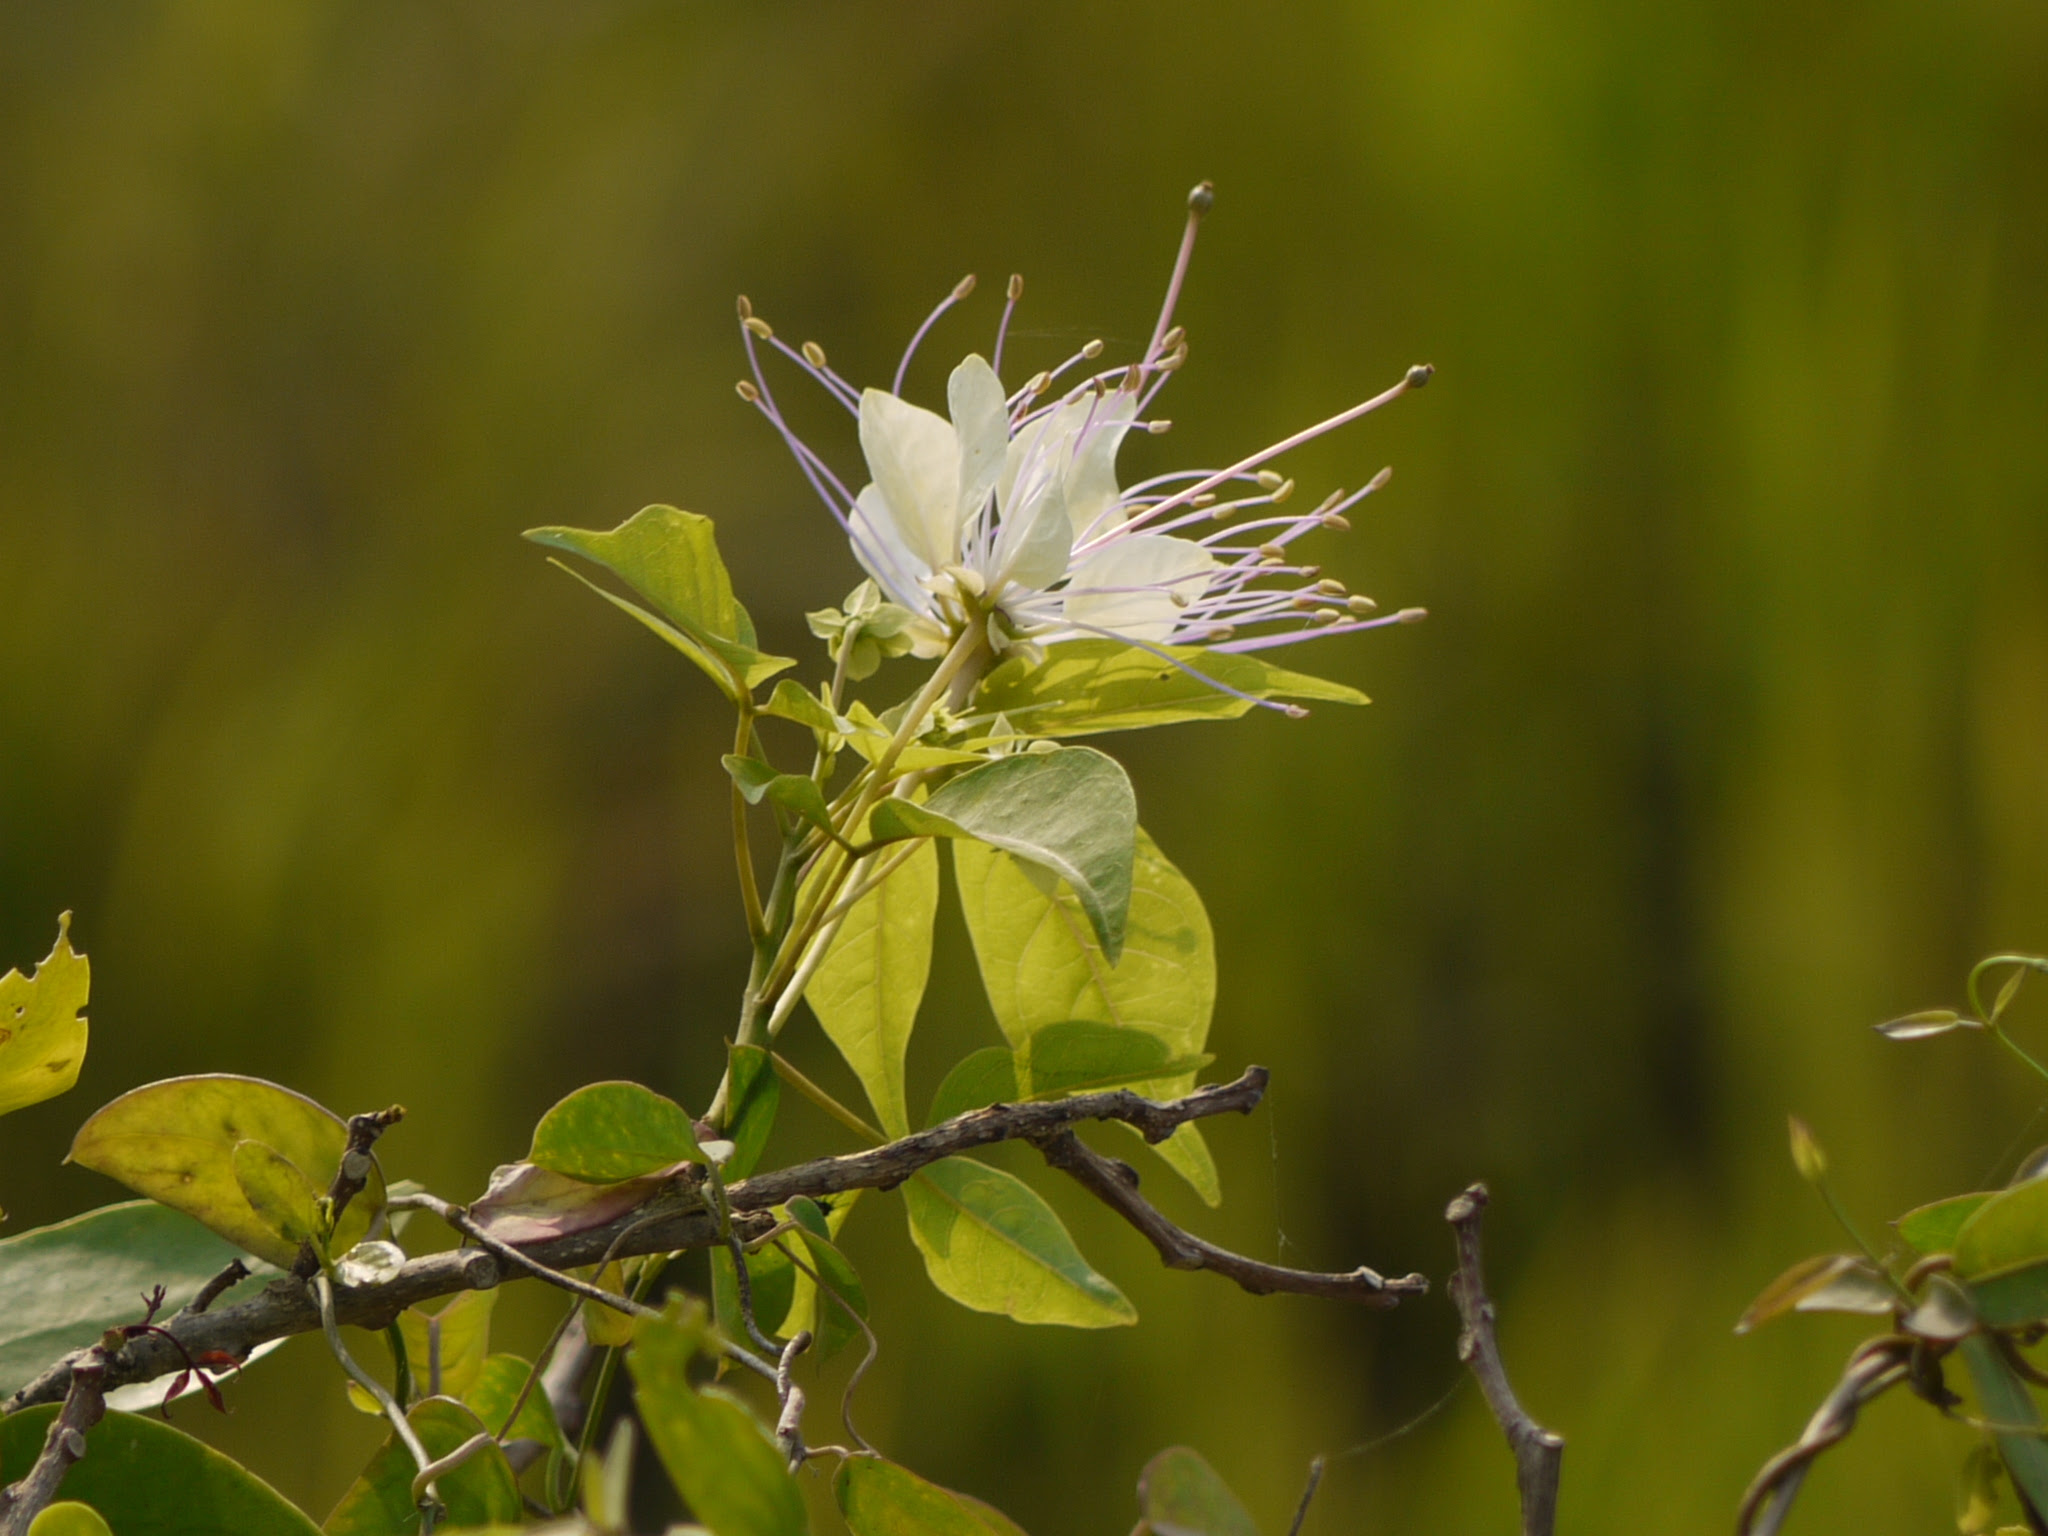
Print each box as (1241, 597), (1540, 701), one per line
(732, 706), (764, 939)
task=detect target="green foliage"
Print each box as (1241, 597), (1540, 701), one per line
(461, 1354), (566, 1456)
(67, 1077), (384, 1269)
(0, 914), (89, 1123)
(396, 1289), (498, 1400)
(324, 1398), (522, 1534)
(904, 1158), (1135, 1328)
(722, 1045), (781, 1180)
(627, 1301), (808, 1536)
(720, 757), (834, 837)
(955, 830), (1219, 1204)
(925, 1049), (1019, 1128)
(231, 1138), (326, 1253)
(1135, 1447), (1261, 1536)
(0, 1406), (320, 1535)
(873, 749), (1137, 961)
(527, 1082), (705, 1183)
(973, 641), (1366, 737)
(834, 1457), (1029, 1536)
(525, 508), (794, 703)
(780, 1196), (868, 1360)
(804, 842), (938, 1139)
(1895, 1192), (1995, 1255)
(0, 1201), (271, 1397)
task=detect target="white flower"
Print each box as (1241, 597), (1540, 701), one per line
(735, 183), (1429, 696)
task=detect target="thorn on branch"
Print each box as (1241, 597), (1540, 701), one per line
(1446, 1183), (1563, 1536)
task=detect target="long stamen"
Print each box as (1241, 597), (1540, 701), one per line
(1127, 366), (1431, 532)
(893, 273), (976, 396)
(1146, 182), (1212, 364)
(992, 273), (1023, 377)
(765, 333), (860, 413)
(1211, 607), (1426, 653)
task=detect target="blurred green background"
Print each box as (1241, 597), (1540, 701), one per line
(4, 1), (2048, 1531)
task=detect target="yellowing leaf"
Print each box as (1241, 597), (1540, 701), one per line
(904, 1157), (1134, 1328)
(67, 1075), (382, 1268)
(0, 913), (89, 1119)
(954, 829), (1220, 1204)
(230, 1139), (323, 1251)
(527, 507), (794, 701)
(974, 640), (1367, 738)
(397, 1286), (497, 1399)
(27, 1503), (115, 1536)
(806, 841), (939, 1138)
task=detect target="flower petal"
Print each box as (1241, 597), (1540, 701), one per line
(1061, 534), (1217, 643)
(990, 474), (1074, 593)
(948, 354), (1010, 527)
(859, 388), (961, 572)
(1064, 389), (1139, 540)
(851, 484), (935, 613)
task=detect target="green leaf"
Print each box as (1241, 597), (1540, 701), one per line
(722, 756), (835, 835)
(974, 640), (1367, 738)
(527, 507), (795, 700)
(397, 1288), (497, 1400)
(1965, 1261), (2048, 1329)
(925, 1049), (1020, 1128)
(1137, 1446), (1261, 1536)
(779, 1190), (862, 1353)
(762, 679), (840, 735)
(1897, 1192), (1997, 1255)
(781, 1200), (867, 1361)
(528, 1081), (704, 1183)
(67, 1076), (383, 1269)
(835, 1457), (1030, 1536)
(27, 1505), (115, 1536)
(954, 828), (1220, 1205)
(0, 912), (89, 1119)
(1961, 1334), (2048, 1529)
(0, 1201), (274, 1398)
(1732, 1254), (1896, 1334)
(629, 1300), (808, 1536)
(230, 1139), (323, 1251)
(1023, 1022), (1210, 1098)
(904, 1157), (1135, 1328)
(1956, 1178), (2048, 1279)
(725, 1044), (781, 1180)
(0, 1405), (319, 1535)
(712, 1242), (797, 1346)
(324, 1398), (521, 1534)
(462, 1353), (566, 1454)
(874, 748), (1137, 962)
(806, 840), (939, 1139)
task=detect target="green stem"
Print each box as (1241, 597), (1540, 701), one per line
(571, 1258), (668, 1485)
(732, 706), (763, 939)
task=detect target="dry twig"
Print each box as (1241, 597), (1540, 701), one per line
(1446, 1183), (1564, 1536)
